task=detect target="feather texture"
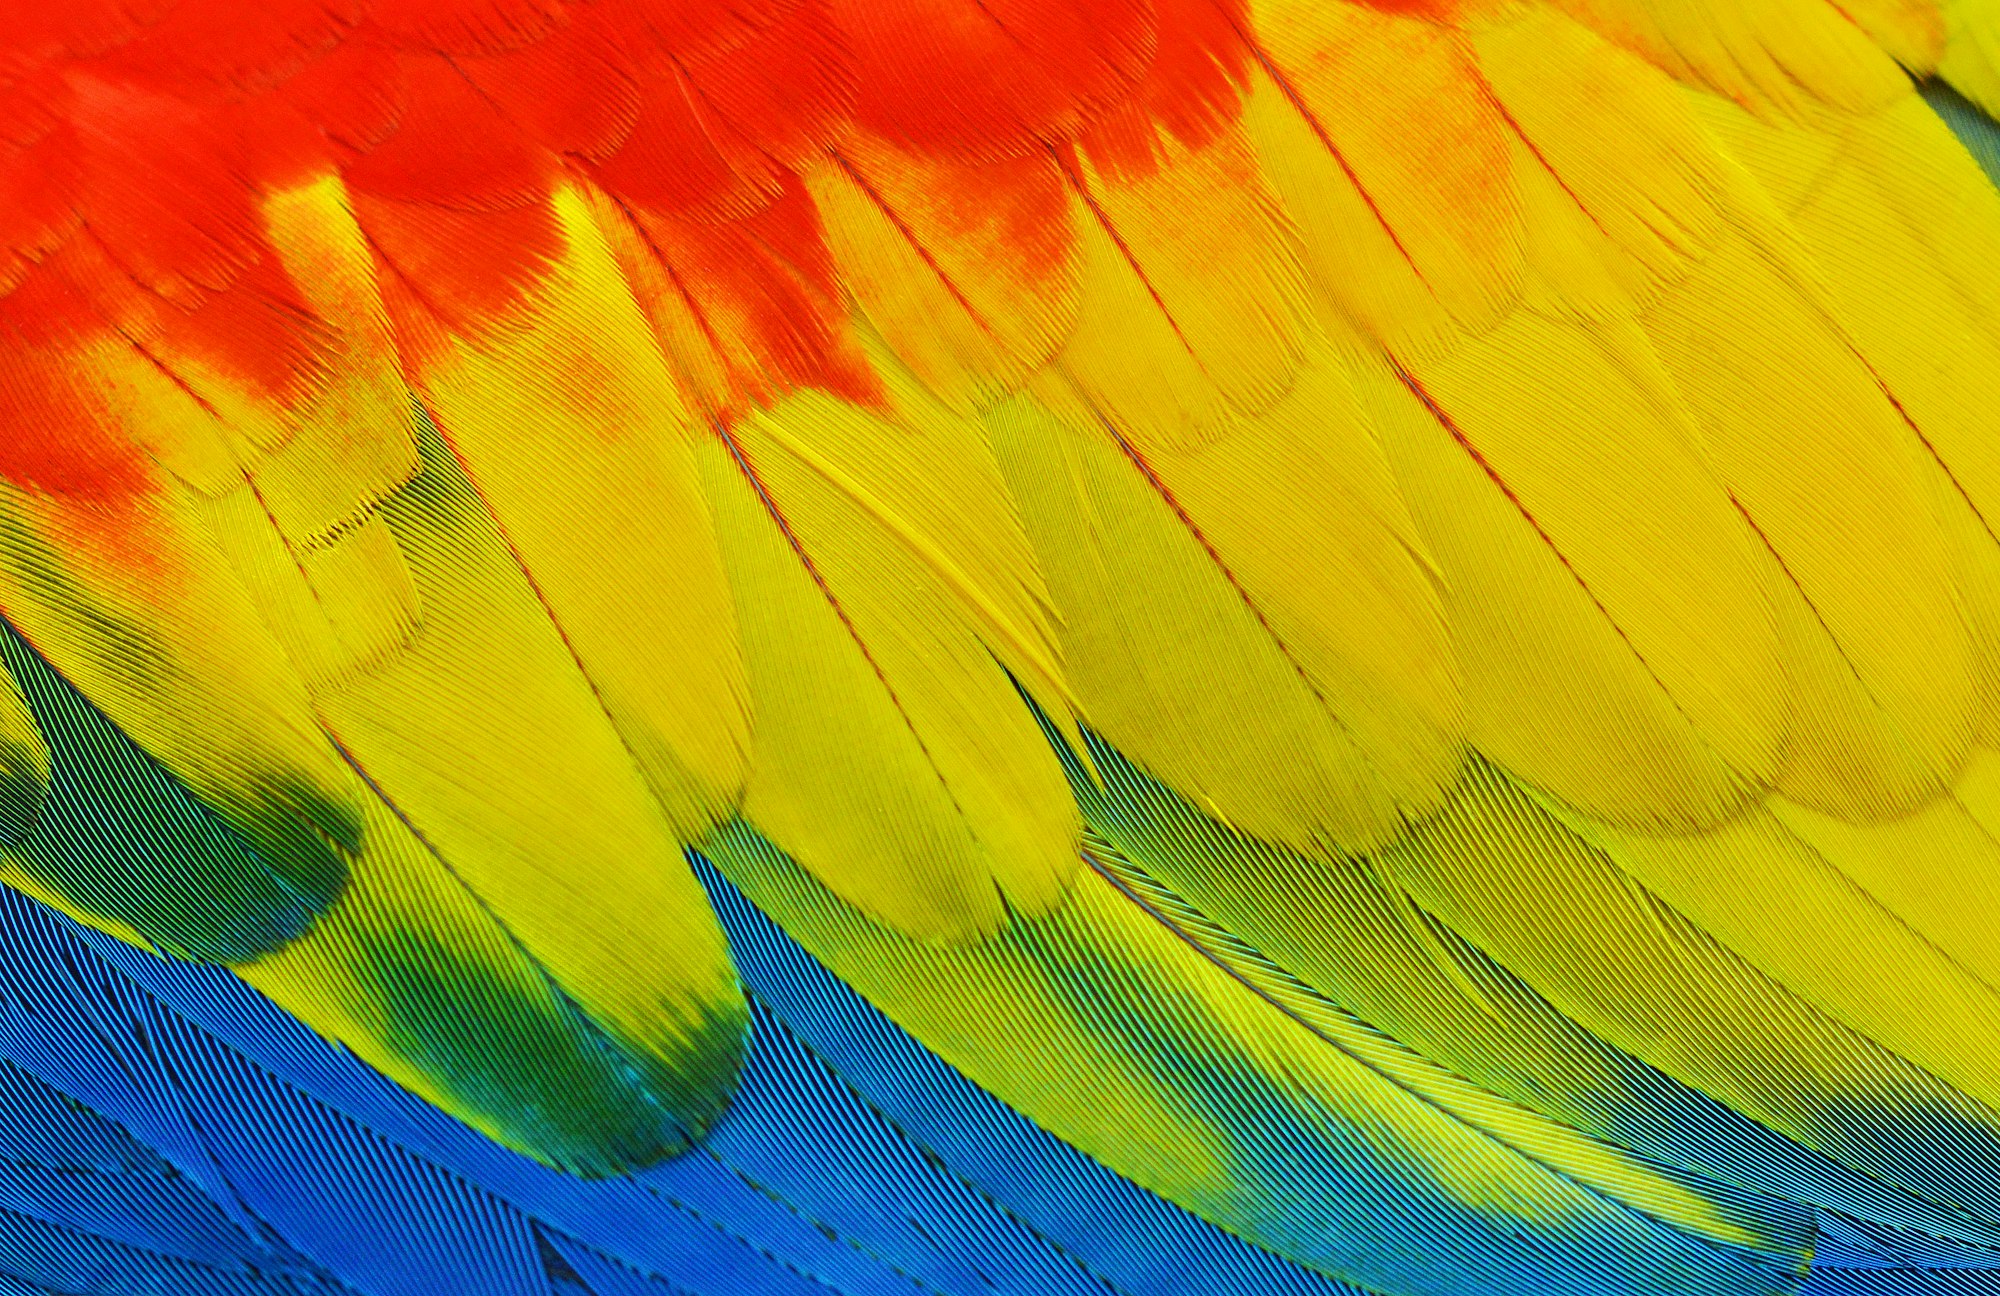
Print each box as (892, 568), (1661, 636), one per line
(5, 0), (2000, 1292)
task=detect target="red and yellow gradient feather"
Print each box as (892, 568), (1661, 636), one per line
(8, 0), (2000, 1291)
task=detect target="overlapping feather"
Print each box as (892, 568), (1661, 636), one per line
(8, 0), (2000, 1292)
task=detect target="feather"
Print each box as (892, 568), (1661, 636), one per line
(1357, 339), (1784, 831)
(1077, 735), (2000, 1250)
(700, 816), (1809, 1296)
(288, 418), (749, 1170)
(1244, 0), (1523, 353)
(386, 182), (750, 843)
(0, 359), (358, 958)
(1537, 0), (1913, 115)
(803, 134), (1079, 410)
(1058, 120), (1312, 450)
(988, 369), (1457, 855)
(701, 375), (1076, 940)
(1944, 0), (2000, 113)
(7, 2), (2000, 1293)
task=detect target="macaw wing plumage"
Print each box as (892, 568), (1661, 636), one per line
(6, 0), (2000, 1292)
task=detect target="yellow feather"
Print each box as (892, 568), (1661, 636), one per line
(705, 819), (1799, 1293)
(711, 823), (1233, 1202)
(990, 348), (1461, 854)
(804, 136), (1080, 410)
(239, 789), (739, 1175)
(583, 189), (739, 422)
(409, 184), (750, 839)
(1946, 743), (2000, 852)
(1836, 0), (1949, 71)
(1141, 360), (1463, 825)
(1943, 0), (2000, 115)
(95, 179), (418, 551)
(1772, 789), (2000, 1000)
(1059, 124), (1312, 450)
(702, 384), (1077, 941)
(1386, 759), (2000, 1221)
(1640, 225), (1978, 816)
(1472, 10), (1733, 309)
(254, 178), (423, 545)
(1539, 0), (1912, 115)
(1244, 0), (1523, 353)
(1565, 796), (2000, 1112)
(198, 488), (419, 694)
(0, 465), (361, 894)
(1238, 67), (1445, 357)
(298, 515), (425, 686)
(308, 421), (743, 1118)
(0, 656), (46, 849)
(832, 331), (1075, 724)
(1361, 316), (1784, 830)
(991, 377), (1415, 853)
(1714, 92), (2000, 741)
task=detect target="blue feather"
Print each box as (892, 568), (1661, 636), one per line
(0, 844), (1998, 1293)
(0, 719), (1993, 1296)
(1802, 1272), (2000, 1295)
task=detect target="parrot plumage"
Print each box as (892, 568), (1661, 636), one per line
(5, 0), (2000, 1291)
